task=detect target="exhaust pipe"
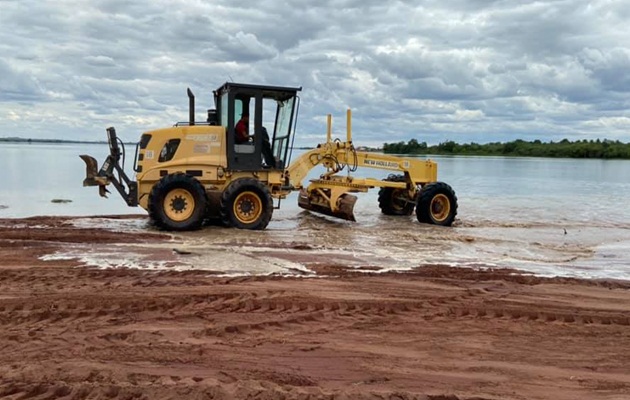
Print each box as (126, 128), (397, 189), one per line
(187, 88), (195, 126)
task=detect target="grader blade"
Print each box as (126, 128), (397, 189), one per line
(334, 193), (358, 221)
(297, 188), (358, 222)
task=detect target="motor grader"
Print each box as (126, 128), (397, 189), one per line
(80, 82), (457, 230)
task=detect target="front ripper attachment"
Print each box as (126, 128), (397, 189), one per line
(79, 127), (138, 207)
(79, 154), (111, 197)
(297, 187), (358, 222)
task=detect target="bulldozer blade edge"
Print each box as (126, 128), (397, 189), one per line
(335, 193), (358, 222)
(297, 190), (357, 222)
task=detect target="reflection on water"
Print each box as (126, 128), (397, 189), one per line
(2, 143), (630, 279)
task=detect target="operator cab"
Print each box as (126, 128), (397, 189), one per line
(213, 82), (301, 171)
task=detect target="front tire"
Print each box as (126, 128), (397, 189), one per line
(220, 178), (273, 230)
(148, 173), (207, 231)
(378, 174), (415, 216)
(416, 182), (458, 226)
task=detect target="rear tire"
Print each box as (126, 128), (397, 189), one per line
(378, 174), (414, 216)
(416, 182), (457, 226)
(148, 173), (207, 231)
(220, 178), (273, 230)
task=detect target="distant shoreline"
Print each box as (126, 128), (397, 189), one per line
(383, 138), (630, 160)
(0, 138), (124, 145)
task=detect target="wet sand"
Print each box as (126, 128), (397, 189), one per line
(1, 216), (630, 399)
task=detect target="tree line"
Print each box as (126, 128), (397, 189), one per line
(382, 138), (630, 159)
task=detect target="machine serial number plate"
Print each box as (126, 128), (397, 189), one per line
(186, 134), (218, 142)
(193, 144), (210, 153)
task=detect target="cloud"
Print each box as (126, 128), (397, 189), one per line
(0, 0), (629, 147)
(0, 60), (44, 102)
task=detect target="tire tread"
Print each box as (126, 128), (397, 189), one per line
(415, 181), (458, 226)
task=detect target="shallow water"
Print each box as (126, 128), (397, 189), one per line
(2, 143), (630, 279)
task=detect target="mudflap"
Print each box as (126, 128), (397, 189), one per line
(79, 154), (111, 197)
(297, 188), (357, 222)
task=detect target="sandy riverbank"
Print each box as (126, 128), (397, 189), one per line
(1, 216), (629, 399)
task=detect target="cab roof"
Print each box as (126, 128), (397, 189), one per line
(214, 82), (302, 101)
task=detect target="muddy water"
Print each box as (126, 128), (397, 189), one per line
(2, 143), (630, 279)
(175, 191), (630, 280)
(194, 155), (630, 280)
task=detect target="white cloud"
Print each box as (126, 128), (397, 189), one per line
(0, 0), (629, 146)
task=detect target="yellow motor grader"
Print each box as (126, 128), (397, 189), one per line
(80, 82), (457, 230)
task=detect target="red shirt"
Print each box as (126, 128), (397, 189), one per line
(235, 118), (249, 144)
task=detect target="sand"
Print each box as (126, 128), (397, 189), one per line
(1, 216), (630, 400)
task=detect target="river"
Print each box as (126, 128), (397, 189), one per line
(2, 142), (629, 280)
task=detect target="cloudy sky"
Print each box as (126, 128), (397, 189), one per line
(1, 0), (630, 147)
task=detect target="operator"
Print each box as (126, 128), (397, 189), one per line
(234, 112), (277, 168)
(235, 112), (251, 144)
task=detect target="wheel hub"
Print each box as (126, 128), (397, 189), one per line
(391, 190), (407, 210)
(171, 196), (187, 213)
(234, 191), (263, 223)
(430, 194), (450, 222)
(164, 188), (195, 222)
(239, 199), (253, 214)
